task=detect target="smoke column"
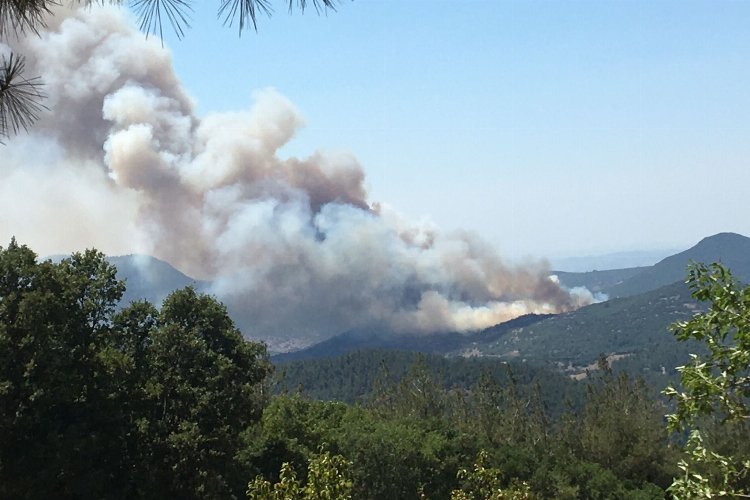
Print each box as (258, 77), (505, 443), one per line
(0, 6), (596, 349)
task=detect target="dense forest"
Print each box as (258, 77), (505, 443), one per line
(1, 241), (748, 499)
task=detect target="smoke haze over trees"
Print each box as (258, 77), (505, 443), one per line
(0, 5), (596, 347)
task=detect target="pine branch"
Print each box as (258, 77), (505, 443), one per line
(288, 0), (338, 15)
(0, 53), (46, 140)
(129, 0), (193, 39)
(0, 0), (55, 37)
(219, 0), (273, 33)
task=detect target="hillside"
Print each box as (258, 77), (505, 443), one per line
(554, 232), (750, 298)
(273, 348), (584, 415)
(279, 274), (718, 387)
(48, 233), (749, 368)
(553, 267), (647, 294)
(607, 232), (750, 297)
(277, 279), (710, 388)
(456, 280), (705, 385)
(273, 314), (551, 362)
(108, 255), (208, 305)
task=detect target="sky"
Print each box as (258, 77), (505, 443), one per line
(160, 0), (750, 260)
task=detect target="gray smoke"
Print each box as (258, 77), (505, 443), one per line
(1, 6), (594, 349)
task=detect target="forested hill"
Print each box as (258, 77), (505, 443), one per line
(555, 232), (750, 298)
(272, 313), (551, 363)
(277, 280), (706, 391)
(552, 267), (647, 295)
(272, 348), (583, 415)
(457, 280), (705, 386)
(48, 254), (209, 306)
(4, 239), (748, 498)
(607, 232), (750, 297)
(48, 232), (749, 361)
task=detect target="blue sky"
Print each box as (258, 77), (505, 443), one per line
(161, 0), (750, 260)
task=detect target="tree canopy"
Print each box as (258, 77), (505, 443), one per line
(664, 262), (750, 498)
(0, 240), (272, 498)
(4, 239), (748, 498)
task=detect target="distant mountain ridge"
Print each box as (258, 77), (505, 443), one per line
(454, 281), (702, 372)
(556, 232), (750, 298)
(278, 279), (706, 388)
(272, 314), (551, 363)
(552, 267), (648, 295)
(278, 232), (748, 387)
(47, 253), (208, 306)
(107, 255), (209, 305)
(551, 248), (679, 272)
(607, 232), (750, 297)
(42, 232), (750, 364)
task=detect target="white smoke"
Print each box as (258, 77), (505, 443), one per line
(549, 275), (609, 305)
(1, 6), (594, 349)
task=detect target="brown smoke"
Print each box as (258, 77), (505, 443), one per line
(1, 6), (595, 349)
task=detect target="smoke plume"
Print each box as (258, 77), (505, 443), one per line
(1, 6), (594, 349)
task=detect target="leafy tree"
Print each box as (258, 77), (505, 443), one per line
(245, 392), (349, 482)
(0, 240), (271, 498)
(247, 450), (353, 500)
(664, 262), (750, 498)
(0, 241), (131, 498)
(574, 360), (673, 487)
(368, 355), (447, 424)
(450, 450), (535, 500)
(134, 286), (273, 498)
(247, 392), (466, 499)
(252, 354), (678, 499)
(0, 0), (338, 139)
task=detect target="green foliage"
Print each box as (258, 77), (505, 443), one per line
(247, 450), (353, 500)
(664, 262), (750, 498)
(0, 240), (271, 498)
(468, 371), (551, 450)
(574, 364), (674, 487)
(0, 239), (700, 499)
(669, 430), (750, 499)
(665, 263), (750, 428)
(134, 287), (272, 497)
(253, 355), (673, 499)
(274, 348), (581, 417)
(451, 450), (535, 500)
(465, 280), (703, 390)
(529, 459), (664, 500)
(305, 450), (353, 499)
(0, 241), (131, 498)
(248, 462), (302, 499)
(248, 393), (463, 499)
(368, 356), (447, 422)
